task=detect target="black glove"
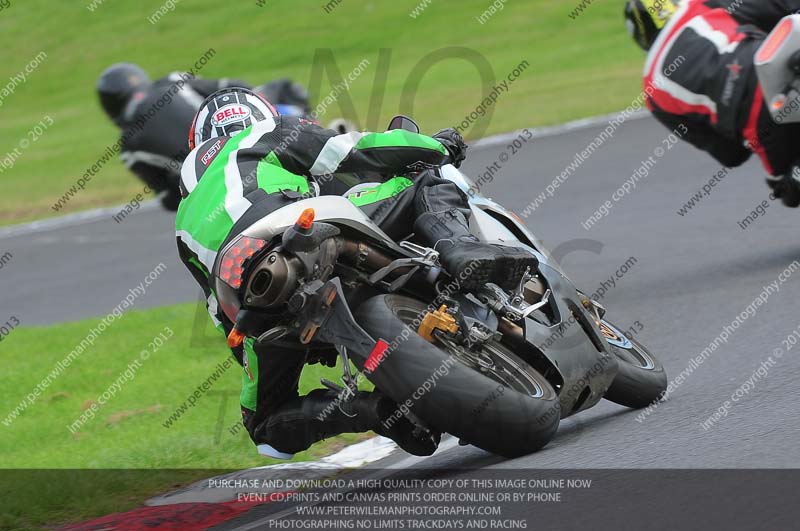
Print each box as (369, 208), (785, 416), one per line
(432, 128), (467, 168)
(767, 166), (800, 208)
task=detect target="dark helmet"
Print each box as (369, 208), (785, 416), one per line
(625, 0), (679, 51)
(96, 63), (151, 124)
(188, 87), (279, 150)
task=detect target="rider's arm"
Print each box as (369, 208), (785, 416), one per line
(722, 0), (800, 32)
(276, 118), (449, 177)
(649, 103), (751, 168)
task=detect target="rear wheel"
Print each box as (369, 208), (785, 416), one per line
(355, 294), (560, 458)
(600, 320), (667, 408)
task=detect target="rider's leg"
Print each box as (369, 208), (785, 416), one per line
(343, 171), (537, 290)
(240, 341), (439, 457)
(160, 187), (182, 211)
(127, 160), (181, 211)
(343, 177), (417, 238)
(411, 171), (538, 290)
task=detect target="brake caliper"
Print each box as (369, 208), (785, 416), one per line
(418, 305), (460, 343)
(598, 321), (620, 343)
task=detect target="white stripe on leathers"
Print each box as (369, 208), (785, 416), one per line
(176, 229), (217, 272)
(180, 144), (204, 195)
(309, 131), (368, 175)
(222, 118), (277, 223)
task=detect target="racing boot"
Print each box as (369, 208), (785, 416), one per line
(414, 211), (538, 291)
(160, 188), (182, 212)
(253, 389), (439, 457)
(766, 167), (800, 208)
(373, 393), (441, 456)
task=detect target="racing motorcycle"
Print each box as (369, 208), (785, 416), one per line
(214, 116), (668, 458)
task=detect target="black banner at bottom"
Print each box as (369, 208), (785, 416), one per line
(2, 469), (797, 531)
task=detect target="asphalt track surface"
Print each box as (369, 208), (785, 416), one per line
(4, 115), (799, 528)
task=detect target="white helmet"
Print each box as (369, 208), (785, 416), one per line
(188, 87), (279, 150)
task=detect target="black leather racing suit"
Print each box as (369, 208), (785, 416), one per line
(644, 0), (800, 176)
(118, 74), (252, 210)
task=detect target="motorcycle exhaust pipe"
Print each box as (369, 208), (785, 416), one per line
(337, 238), (441, 290)
(338, 239), (397, 271)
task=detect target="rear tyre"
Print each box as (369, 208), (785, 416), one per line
(600, 320), (667, 409)
(354, 294), (560, 458)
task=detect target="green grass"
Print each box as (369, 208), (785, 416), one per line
(0, 303), (371, 530)
(0, 0), (644, 225)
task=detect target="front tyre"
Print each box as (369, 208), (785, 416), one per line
(354, 294), (560, 458)
(600, 320), (667, 408)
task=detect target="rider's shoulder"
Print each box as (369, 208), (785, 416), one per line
(183, 137), (232, 177)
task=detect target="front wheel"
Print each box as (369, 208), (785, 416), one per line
(354, 294), (560, 458)
(600, 320), (667, 408)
